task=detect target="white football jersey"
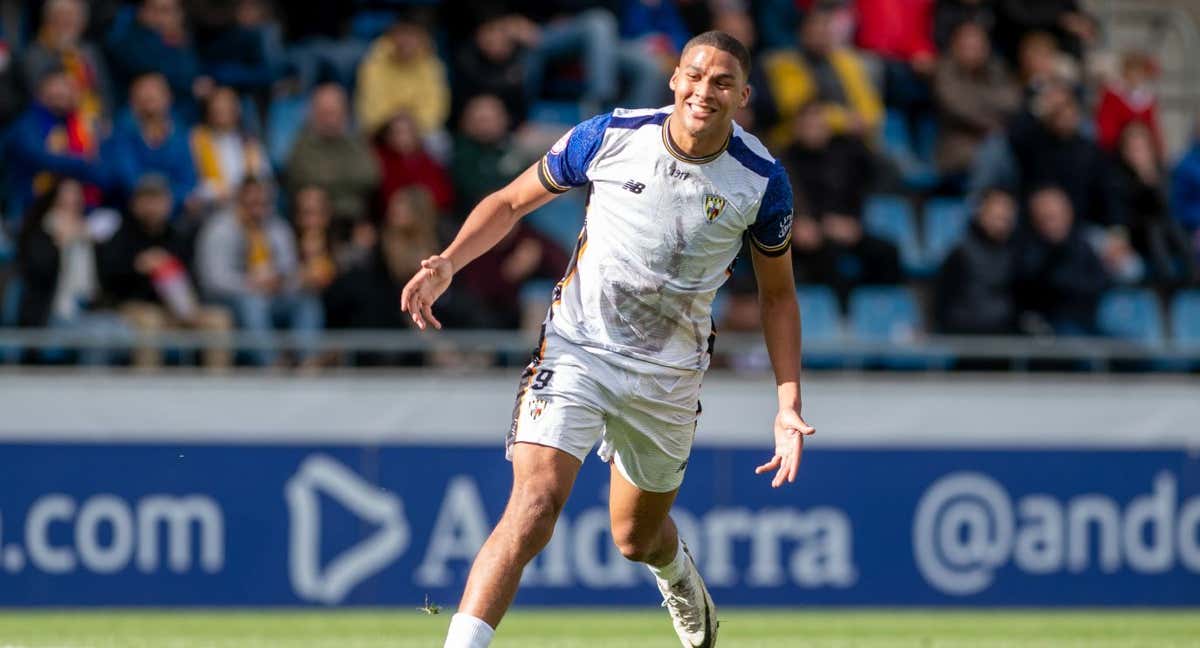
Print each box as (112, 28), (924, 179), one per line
(536, 106), (794, 371)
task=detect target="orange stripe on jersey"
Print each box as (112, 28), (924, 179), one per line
(553, 226), (589, 305)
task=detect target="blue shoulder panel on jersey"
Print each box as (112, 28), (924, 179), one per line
(608, 111), (668, 130)
(726, 135), (775, 179)
(538, 113), (612, 193)
(748, 162), (794, 257)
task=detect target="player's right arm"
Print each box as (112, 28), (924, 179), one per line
(402, 113), (611, 330)
(400, 163), (557, 330)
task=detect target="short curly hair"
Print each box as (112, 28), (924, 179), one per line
(681, 30), (752, 79)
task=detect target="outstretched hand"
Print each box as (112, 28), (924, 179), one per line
(400, 255), (454, 330)
(755, 408), (816, 488)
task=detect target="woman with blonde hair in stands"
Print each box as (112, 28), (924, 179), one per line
(190, 86), (272, 211)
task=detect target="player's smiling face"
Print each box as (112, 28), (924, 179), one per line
(669, 45), (749, 140)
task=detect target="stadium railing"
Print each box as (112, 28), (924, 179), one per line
(0, 327), (1197, 372)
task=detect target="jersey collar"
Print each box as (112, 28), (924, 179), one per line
(661, 115), (732, 165)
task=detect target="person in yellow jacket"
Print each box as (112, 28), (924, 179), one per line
(355, 18), (450, 139)
(763, 8), (883, 150)
(190, 86), (273, 211)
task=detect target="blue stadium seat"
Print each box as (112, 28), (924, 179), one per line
(528, 101), (584, 127)
(849, 285), (920, 343)
(1097, 288), (1164, 347)
(797, 285), (845, 368)
(797, 285), (841, 343)
(922, 198), (969, 273)
(881, 109), (939, 191)
(848, 285), (949, 369)
(524, 190), (585, 253)
(266, 93), (310, 170)
(864, 195), (922, 276)
(1170, 290), (1200, 348)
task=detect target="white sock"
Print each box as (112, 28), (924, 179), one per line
(444, 613), (495, 648)
(647, 537), (688, 585)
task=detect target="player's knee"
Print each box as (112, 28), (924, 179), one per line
(611, 525), (657, 563)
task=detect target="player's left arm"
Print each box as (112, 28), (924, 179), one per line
(746, 164), (815, 488)
(750, 246), (816, 488)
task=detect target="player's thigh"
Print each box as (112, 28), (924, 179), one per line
(504, 441), (584, 527)
(508, 336), (610, 463)
(599, 370), (703, 494)
(608, 459), (679, 543)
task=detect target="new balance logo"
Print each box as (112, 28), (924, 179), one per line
(622, 180), (646, 194)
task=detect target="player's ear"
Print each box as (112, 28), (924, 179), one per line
(739, 82), (751, 108)
(669, 68), (679, 92)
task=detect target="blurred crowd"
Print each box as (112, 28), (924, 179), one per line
(0, 0), (1198, 368)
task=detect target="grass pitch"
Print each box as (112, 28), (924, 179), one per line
(0, 609), (1198, 647)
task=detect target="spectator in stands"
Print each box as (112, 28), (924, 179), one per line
(787, 211), (825, 286)
(0, 37), (24, 130)
(355, 18), (450, 142)
(1009, 84), (1114, 227)
(324, 186), (439, 331)
(451, 94), (530, 220)
(458, 221), (569, 329)
(191, 0), (283, 103)
(508, 1), (664, 109)
(105, 0), (212, 116)
(617, 0), (691, 105)
(452, 14), (532, 123)
(16, 178), (128, 364)
(933, 21), (1020, 176)
(189, 86), (272, 213)
(784, 101), (877, 221)
(5, 67), (107, 224)
(104, 73), (198, 213)
(853, 0), (937, 121)
(196, 176), (322, 367)
(763, 6), (883, 149)
(1110, 122), (1197, 285)
(22, 0), (112, 126)
(292, 185), (351, 295)
(1096, 51), (1163, 160)
(1016, 31), (1077, 102)
(373, 111), (454, 216)
(278, 3), (362, 90)
(818, 212), (903, 311)
(787, 207), (901, 312)
(286, 83), (380, 230)
(936, 187), (1018, 334)
(711, 4), (777, 134)
(753, 0), (803, 52)
(98, 173), (232, 370)
(1171, 116), (1200, 263)
(994, 0), (1096, 62)
(1016, 185), (1108, 335)
(1086, 226), (1145, 287)
(933, 0), (994, 52)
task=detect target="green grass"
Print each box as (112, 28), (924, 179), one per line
(0, 609), (1198, 647)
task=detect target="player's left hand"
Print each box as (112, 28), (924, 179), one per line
(755, 408), (815, 488)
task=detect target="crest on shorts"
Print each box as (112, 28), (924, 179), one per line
(528, 397), (548, 421)
(704, 193), (727, 222)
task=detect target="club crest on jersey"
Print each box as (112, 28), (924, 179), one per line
(704, 193), (727, 222)
(528, 397), (548, 421)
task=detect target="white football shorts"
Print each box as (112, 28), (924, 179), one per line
(506, 329), (703, 493)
